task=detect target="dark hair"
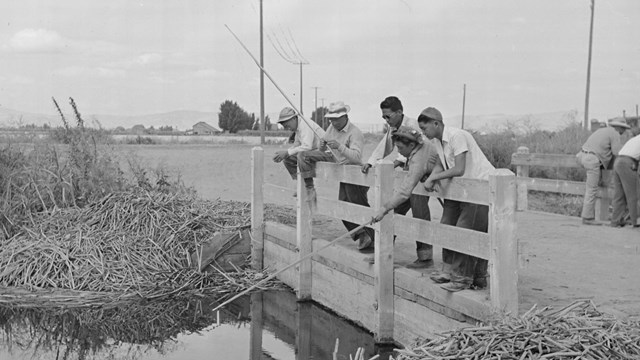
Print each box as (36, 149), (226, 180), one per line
(380, 96), (403, 112)
(417, 114), (440, 124)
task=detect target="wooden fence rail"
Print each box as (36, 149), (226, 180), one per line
(511, 146), (613, 220)
(251, 147), (518, 342)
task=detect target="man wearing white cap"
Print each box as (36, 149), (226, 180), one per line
(577, 118), (630, 225)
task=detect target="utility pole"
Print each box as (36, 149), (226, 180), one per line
(259, 0), (265, 143)
(320, 98), (325, 129)
(584, 0), (595, 130)
(312, 86), (320, 125)
(461, 83), (467, 129)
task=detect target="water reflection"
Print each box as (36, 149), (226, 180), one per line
(0, 291), (396, 360)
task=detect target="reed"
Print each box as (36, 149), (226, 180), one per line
(392, 300), (640, 359)
(0, 189), (285, 307)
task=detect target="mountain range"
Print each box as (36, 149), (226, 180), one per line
(0, 106), (585, 133)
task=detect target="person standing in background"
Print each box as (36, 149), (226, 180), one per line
(577, 118), (630, 225)
(610, 129), (640, 228)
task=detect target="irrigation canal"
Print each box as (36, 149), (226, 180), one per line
(0, 290), (396, 360)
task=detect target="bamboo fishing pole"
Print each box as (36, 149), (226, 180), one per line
(211, 219), (373, 313)
(225, 24), (337, 158)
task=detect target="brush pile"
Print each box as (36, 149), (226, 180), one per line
(0, 189), (284, 307)
(393, 300), (640, 359)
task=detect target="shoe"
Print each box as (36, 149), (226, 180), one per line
(292, 191), (297, 198)
(609, 222), (625, 228)
(582, 218), (602, 226)
(405, 259), (433, 269)
(357, 232), (373, 251)
(363, 256), (375, 265)
(430, 272), (451, 284)
(441, 281), (471, 292)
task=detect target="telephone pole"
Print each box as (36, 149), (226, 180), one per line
(312, 86), (321, 124)
(584, 0), (595, 130)
(259, 0), (265, 143)
(320, 98), (326, 129)
(461, 83), (467, 129)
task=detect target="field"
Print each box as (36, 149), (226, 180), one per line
(124, 141), (640, 321)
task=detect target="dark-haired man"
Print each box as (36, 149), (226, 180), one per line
(363, 96), (436, 268)
(418, 107), (495, 292)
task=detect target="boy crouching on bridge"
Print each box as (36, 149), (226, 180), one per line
(274, 102), (376, 252)
(372, 126), (440, 266)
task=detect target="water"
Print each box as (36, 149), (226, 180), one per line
(0, 291), (397, 360)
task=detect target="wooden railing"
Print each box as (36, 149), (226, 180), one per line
(251, 147), (518, 342)
(511, 146), (613, 220)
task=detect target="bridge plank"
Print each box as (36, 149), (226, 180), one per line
(394, 216), (490, 259)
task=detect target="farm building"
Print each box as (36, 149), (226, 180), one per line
(192, 122), (221, 135)
(131, 124), (146, 134)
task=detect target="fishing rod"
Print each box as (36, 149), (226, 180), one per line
(225, 24), (337, 158)
(211, 219), (373, 313)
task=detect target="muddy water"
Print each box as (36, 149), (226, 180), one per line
(0, 290), (397, 360)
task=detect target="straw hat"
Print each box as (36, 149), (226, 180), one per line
(278, 107), (297, 123)
(324, 101), (351, 119)
(608, 118), (630, 129)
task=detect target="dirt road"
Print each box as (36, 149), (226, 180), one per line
(123, 142), (640, 320)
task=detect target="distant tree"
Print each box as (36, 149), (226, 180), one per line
(158, 125), (174, 132)
(218, 100), (253, 133)
(311, 106), (329, 129)
(251, 114), (272, 130)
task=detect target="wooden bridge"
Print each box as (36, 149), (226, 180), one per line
(249, 146), (640, 346)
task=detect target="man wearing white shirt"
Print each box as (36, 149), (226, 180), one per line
(419, 107), (495, 292)
(273, 107), (325, 198)
(610, 130), (640, 228)
(362, 96), (435, 267)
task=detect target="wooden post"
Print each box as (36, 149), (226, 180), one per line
(296, 175), (313, 300)
(296, 301), (313, 359)
(488, 169), (518, 314)
(515, 146), (529, 211)
(251, 147), (265, 270)
(249, 292), (264, 359)
(373, 161), (394, 343)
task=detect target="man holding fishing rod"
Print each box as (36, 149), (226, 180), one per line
(364, 96), (438, 268)
(370, 126), (440, 267)
(273, 101), (376, 252)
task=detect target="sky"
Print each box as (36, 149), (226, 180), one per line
(0, 0), (638, 126)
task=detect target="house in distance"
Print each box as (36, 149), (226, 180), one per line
(191, 122), (221, 135)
